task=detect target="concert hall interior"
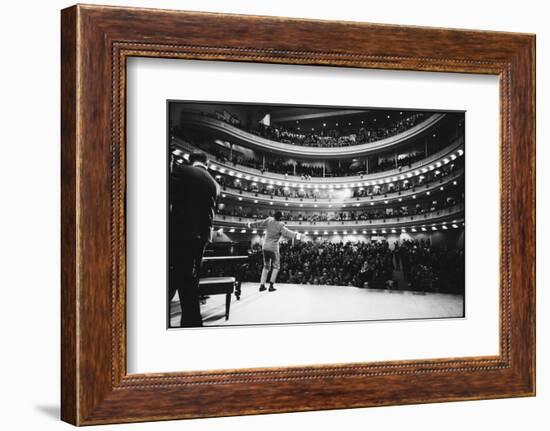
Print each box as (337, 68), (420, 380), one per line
(168, 101), (465, 328)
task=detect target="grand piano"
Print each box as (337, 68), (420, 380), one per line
(199, 241), (250, 320)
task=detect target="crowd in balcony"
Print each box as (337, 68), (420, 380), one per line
(204, 110), (429, 148)
(216, 194), (463, 223)
(215, 151), (427, 178)
(214, 159), (462, 201)
(201, 239), (464, 293)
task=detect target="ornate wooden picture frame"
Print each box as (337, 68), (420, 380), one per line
(61, 4), (535, 425)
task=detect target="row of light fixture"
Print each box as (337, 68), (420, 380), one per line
(221, 180), (459, 207)
(209, 149), (464, 190)
(218, 222), (464, 235)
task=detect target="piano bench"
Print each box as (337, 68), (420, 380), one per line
(199, 277), (235, 320)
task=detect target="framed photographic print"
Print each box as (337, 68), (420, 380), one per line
(61, 4), (536, 425)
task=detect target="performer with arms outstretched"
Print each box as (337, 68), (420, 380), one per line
(248, 211), (300, 292)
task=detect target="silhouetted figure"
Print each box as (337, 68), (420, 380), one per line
(169, 152), (220, 327)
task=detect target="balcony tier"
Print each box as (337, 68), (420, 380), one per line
(181, 112), (446, 158)
(214, 203), (464, 232)
(173, 135), (463, 186)
(219, 168), (464, 209)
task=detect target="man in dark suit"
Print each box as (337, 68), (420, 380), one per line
(169, 152), (220, 327)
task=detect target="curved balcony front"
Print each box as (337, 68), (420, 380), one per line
(214, 203), (464, 232)
(219, 168), (464, 209)
(181, 112), (446, 158)
(173, 135), (464, 186)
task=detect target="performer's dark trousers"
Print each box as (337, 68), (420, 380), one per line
(169, 238), (207, 327)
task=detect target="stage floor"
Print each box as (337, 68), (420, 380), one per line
(170, 282), (464, 327)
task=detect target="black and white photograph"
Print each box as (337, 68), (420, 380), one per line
(168, 101), (465, 328)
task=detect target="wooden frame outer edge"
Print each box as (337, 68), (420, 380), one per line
(60, 4), (536, 425)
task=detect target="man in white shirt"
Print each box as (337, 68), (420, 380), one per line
(248, 211), (301, 292)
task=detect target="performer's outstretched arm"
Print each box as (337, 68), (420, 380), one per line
(248, 218), (269, 229)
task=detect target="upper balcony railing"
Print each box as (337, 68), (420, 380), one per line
(214, 203), (464, 232)
(173, 135), (464, 186)
(181, 112), (446, 158)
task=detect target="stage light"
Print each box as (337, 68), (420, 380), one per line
(453, 181), (458, 185)
(254, 200), (258, 204)
(370, 202), (374, 206)
(240, 229), (246, 233)
(299, 204), (303, 207)
(426, 191), (431, 195)
(421, 227), (427, 232)
(323, 123), (326, 127)
(219, 168), (226, 173)
(285, 203), (289, 206)
(238, 197), (242, 201)
(443, 158), (450, 164)
(451, 154), (457, 160)
(270, 202), (273, 205)
(452, 223), (459, 228)
(436, 162), (442, 168)
(428, 165), (435, 170)
(314, 204), (318, 208)
(276, 181), (282, 186)
(228, 170), (235, 176)
(458, 149), (464, 156)
(412, 195), (416, 199)
(362, 230), (367, 234)
(411, 228), (417, 232)
(432, 226), (437, 231)
(391, 229), (397, 233)
(398, 198), (402, 202)
(328, 204), (333, 208)
(414, 170), (420, 176)
(210, 165), (217, 171)
(269, 180), (274, 185)
(253, 177), (258, 182)
(229, 228), (235, 233)
(384, 200), (388, 204)
(381, 229), (387, 234)
(342, 204), (347, 208)
(222, 194), (226, 198)
(343, 231), (348, 235)
(324, 231), (328, 235)
(252, 230), (257, 234)
(314, 231), (319, 235)
(401, 229), (407, 233)
(218, 228), (224, 233)
(372, 229), (377, 234)
(245, 175), (250, 180)
(353, 230), (358, 234)
(304, 231), (309, 235)
(355, 203), (360, 207)
(334, 231), (338, 235)
(440, 186), (444, 191)
(442, 225), (448, 230)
